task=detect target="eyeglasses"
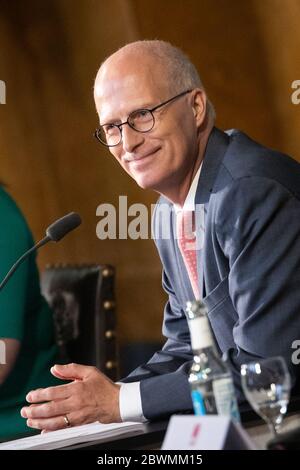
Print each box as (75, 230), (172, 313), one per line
(94, 89), (192, 147)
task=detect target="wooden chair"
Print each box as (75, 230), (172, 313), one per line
(41, 264), (118, 381)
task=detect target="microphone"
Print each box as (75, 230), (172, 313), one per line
(0, 212), (82, 292)
(46, 212), (82, 242)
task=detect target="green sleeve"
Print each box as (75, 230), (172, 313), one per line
(0, 188), (34, 341)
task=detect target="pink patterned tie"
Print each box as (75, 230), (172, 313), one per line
(176, 210), (200, 299)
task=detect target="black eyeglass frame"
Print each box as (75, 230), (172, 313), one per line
(94, 89), (193, 147)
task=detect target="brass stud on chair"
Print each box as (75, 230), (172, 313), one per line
(105, 330), (115, 339)
(105, 360), (117, 370)
(103, 300), (115, 310)
(102, 267), (113, 277)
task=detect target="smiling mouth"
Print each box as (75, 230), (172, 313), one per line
(124, 148), (160, 163)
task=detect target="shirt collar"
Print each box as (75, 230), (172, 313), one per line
(174, 161), (202, 213)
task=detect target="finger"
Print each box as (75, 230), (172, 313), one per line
(50, 366), (73, 380)
(28, 409), (97, 432)
(27, 414), (72, 432)
(51, 363), (92, 381)
(22, 397), (73, 420)
(21, 403), (42, 418)
(26, 382), (73, 404)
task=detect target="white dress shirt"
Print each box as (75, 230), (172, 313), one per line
(119, 165), (202, 422)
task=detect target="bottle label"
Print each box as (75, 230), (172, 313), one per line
(191, 390), (206, 416)
(190, 316), (214, 350)
(212, 378), (240, 422)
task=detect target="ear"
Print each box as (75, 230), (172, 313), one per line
(191, 89), (207, 127)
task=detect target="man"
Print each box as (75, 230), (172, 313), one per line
(21, 40), (300, 431)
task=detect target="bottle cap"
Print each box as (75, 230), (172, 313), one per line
(186, 300), (207, 320)
(186, 300), (214, 350)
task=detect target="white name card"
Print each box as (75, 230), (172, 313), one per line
(162, 415), (256, 450)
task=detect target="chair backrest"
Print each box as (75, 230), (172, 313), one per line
(41, 264), (118, 381)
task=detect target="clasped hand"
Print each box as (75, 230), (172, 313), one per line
(20, 363), (121, 431)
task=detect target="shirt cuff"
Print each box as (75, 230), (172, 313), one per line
(118, 381), (148, 423)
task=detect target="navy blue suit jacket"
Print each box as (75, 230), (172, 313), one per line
(123, 127), (300, 420)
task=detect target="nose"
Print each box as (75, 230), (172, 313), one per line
(121, 124), (144, 153)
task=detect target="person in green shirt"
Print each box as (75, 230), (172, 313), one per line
(0, 186), (61, 441)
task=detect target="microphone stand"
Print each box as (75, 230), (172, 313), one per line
(0, 236), (50, 291)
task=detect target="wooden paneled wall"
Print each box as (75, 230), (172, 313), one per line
(0, 0), (299, 345)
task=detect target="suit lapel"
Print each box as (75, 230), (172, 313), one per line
(195, 203), (206, 299)
(195, 128), (231, 299)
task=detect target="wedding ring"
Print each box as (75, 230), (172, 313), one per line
(63, 414), (71, 427)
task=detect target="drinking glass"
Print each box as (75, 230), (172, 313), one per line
(241, 356), (291, 438)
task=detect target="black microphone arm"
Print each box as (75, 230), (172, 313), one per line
(0, 212), (82, 292)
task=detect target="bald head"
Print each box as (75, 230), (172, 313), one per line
(94, 40), (215, 122)
(93, 40), (214, 203)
